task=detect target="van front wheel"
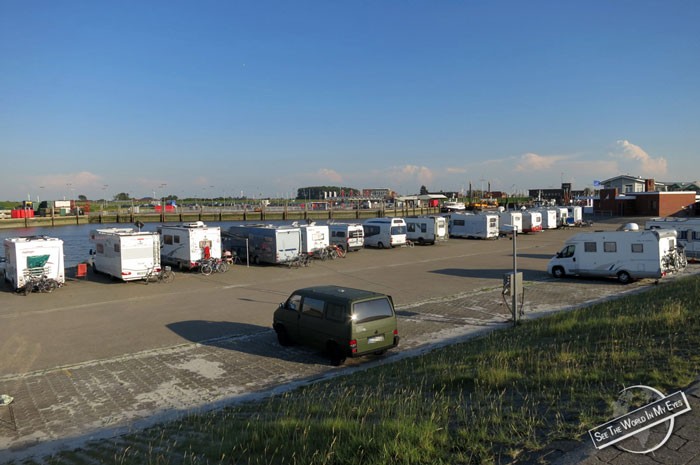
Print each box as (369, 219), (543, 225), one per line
(552, 266), (566, 279)
(275, 325), (292, 346)
(617, 271), (632, 284)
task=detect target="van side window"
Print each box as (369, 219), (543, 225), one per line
(286, 294), (302, 312)
(604, 242), (617, 253)
(561, 245), (575, 258)
(631, 243), (644, 253)
(174, 235), (181, 244)
(420, 224), (427, 233)
(96, 243), (104, 254)
(114, 243), (120, 253)
(407, 223), (416, 232)
(325, 303), (346, 322)
(302, 297), (324, 318)
(453, 219), (465, 226)
(584, 242), (596, 252)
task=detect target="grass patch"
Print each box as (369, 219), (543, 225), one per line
(29, 275), (700, 465)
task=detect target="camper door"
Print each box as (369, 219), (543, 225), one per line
(556, 244), (579, 274)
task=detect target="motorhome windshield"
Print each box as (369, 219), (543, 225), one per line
(391, 225), (406, 235)
(352, 298), (394, 323)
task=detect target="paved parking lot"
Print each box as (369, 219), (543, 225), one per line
(0, 219), (697, 463)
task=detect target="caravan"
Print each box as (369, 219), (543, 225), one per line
(329, 223), (365, 252)
(226, 225), (302, 265)
(159, 221), (222, 270)
(547, 228), (683, 284)
(521, 211), (543, 233)
(567, 206), (583, 226)
(646, 217), (700, 260)
(449, 213), (499, 239)
(497, 211), (523, 235)
(89, 228), (161, 281)
(3, 236), (65, 291)
(298, 224), (330, 254)
(537, 208), (559, 230)
(404, 216), (448, 245)
(362, 218), (407, 248)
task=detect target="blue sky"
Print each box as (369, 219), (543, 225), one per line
(1, 1), (698, 201)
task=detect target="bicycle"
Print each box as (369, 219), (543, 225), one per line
(21, 274), (60, 295)
(288, 253), (312, 268)
(145, 266), (175, 284)
(328, 244), (346, 259)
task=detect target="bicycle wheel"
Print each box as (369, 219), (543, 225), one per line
(218, 262), (230, 273)
(200, 263), (213, 276)
(41, 279), (58, 293)
(161, 270), (175, 283)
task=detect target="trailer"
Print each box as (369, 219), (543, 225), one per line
(497, 211), (523, 235)
(3, 236), (65, 291)
(521, 211), (543, 233)
(329, 223), (365, 252)
(298, 224), (330, 253)
(537, 208), (559, 230)
(89, 228), (161, 281)
(159, 221), (222, 270)
(405, 216), (448, 244)
(226, 224), (302, 265)
(646, 217), (700, 260)
(557, 207), (570, 227)
(567, 206), (583, 226)
(547, 228), (683, 284)
(448, 213), (499, 239)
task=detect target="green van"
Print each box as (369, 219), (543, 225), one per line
(273, 285), (400, 365)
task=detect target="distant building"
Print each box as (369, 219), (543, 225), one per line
(362, 188), (393, 199)
(601, 175), (667, 193)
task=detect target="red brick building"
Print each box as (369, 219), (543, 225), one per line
(595, 188), (696, 217)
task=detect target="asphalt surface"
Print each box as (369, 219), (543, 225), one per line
(0, 219), (698, 464)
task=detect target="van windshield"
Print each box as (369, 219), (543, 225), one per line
(352, 297), (394, 323)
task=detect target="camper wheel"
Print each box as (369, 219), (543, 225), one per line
(377, 242), (385, 249)
(552, 266), (566, 279)
(327, 342), (346, 366)
(617, 271), (632, 284)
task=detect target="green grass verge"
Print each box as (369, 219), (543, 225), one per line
(28, 275), (700, 465)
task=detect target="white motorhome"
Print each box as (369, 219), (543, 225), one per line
(567, 206), (583, 226)
(362, 218), (407, 248)
(497, 211), (523, 235)
(547, 228), (682, 284)
(521, 211), (543, 233)
(537, 209), (559, 230)
(557, 207), (569, 227)
(226, 224), (302, 265)
(646, 217), (700, 260)
(89, 228), (161, 281)
(159, 221), (222, 270)
(405, 216), (448, 245)
(329, 223), (365, 252)
(298, 224), (330, 253)
(449, 213), (499, 239)
(3, 236), (65, 290)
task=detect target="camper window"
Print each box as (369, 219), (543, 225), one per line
(174, 235), (180, 244)
(333, 231), (345, 238)
(114, 243), (120, 253)
(631, 243), (644, 253)
(584, 242), (597, 252)
(693, 232), (700, 241)
(453, 219), (465, 226)
(302, 298), (324, 319)
(604, 242), (617, 253)
(96, 244), (105, 254)
(164, 235), (173, 245)
(679, 231), (688, 240)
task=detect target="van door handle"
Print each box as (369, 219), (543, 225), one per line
(573, 258), (576, 262)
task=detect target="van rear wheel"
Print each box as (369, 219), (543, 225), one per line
(328, 343), (346, 366)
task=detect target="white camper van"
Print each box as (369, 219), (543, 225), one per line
(497, 211), (523, 235)
(226, 225), (302, 265)
(362, 218), (407, 248)
(449, 213), (499, 239)
(522, 211), (543, 233)
(298, 224), (330, 254)
(3, 236), (65, 291)
(405, 216), (448, 245)
(89, 228), (161, 281)
(567, 206), (583, 226)
(329, 223), (365, 252)
(159, 221), (222, 270)
(646, 217), (700, 260)
(547, 228), (682, 284)
(557, 208), (569, 227)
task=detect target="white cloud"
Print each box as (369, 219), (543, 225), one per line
(611, 140), (668, 176)
(515, 153), (569, 172)
(392, 164), (434, 187)
(317, 168), (343, 183)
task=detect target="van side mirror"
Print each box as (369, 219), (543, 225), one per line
(89, 249), (95, 256)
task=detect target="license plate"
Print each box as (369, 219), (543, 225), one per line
(368, 335), (385, 344)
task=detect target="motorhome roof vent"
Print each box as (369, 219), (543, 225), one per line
(619, 223), (640, 231)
